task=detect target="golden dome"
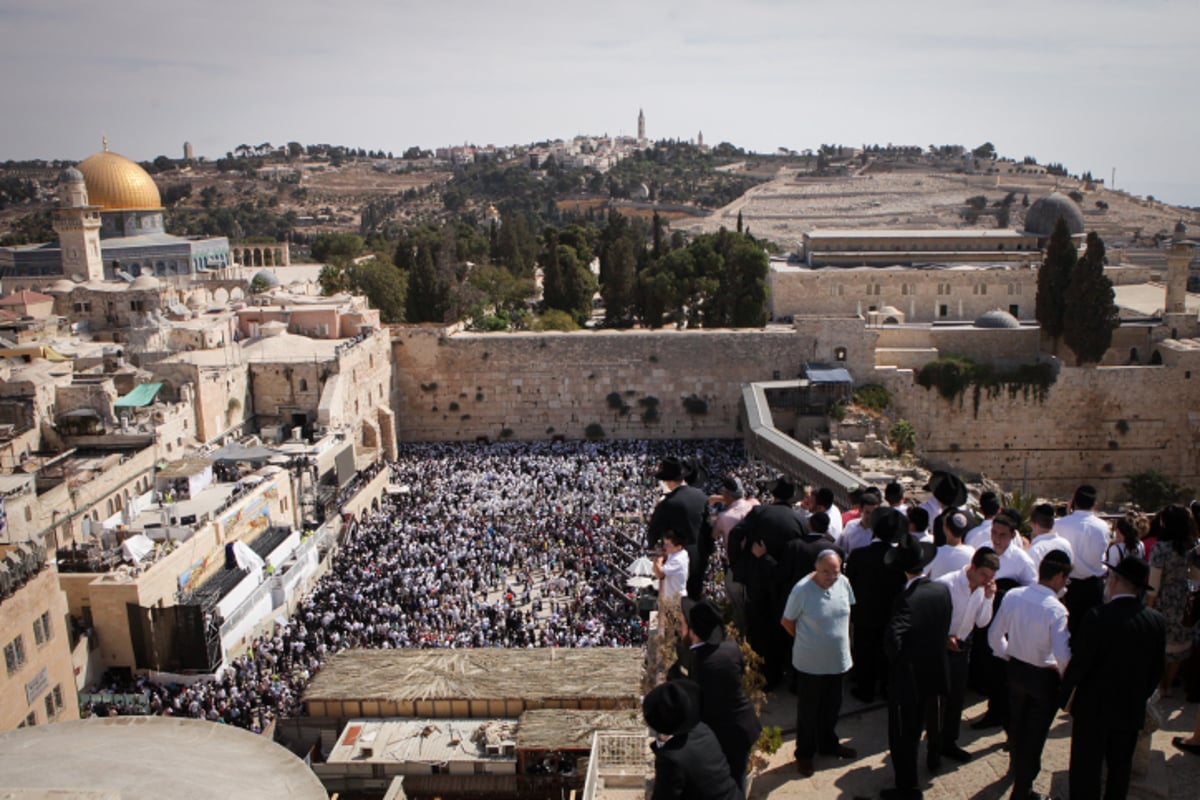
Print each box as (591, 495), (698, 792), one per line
(75, 149), (162, 210)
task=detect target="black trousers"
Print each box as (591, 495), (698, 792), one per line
(794, 671), (844, 759)
(1006, 660), (1061, 798)
(1064, 576), (1103, 636)
(717, 731), (753, 795)
(942, 645), (970, 746)
(1069, 722), (1138, 800)
(686, 543), (705, 599)
(888, 692), (940, 791)
(852, 623), (888, 700)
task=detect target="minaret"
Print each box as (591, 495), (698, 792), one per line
(1165, 220), (1191, 314)
(637, 108), (645, 142)
(52, 167), (104, 282)
(697, 130), (704, 148)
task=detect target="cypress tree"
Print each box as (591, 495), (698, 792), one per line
(1035, 216), (1076, 349)
(1062, 232), (1119, 365)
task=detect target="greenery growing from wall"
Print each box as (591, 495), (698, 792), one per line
(916, 355), (1056, 417)
(888, 419), (916, 454)
(682, 395), (709, 415)
(584, 423), (606, 440)
(852, 384), (892, 412)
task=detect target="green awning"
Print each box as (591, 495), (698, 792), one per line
(114, 382), (164, 409)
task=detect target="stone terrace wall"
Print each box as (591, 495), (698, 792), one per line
(876, 365), (1200, 500)
(391, 327), (812, 442)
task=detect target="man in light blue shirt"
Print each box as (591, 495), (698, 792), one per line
(781, 550), (856, 777)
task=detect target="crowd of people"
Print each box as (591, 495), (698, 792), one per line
(83, 439), (770, 732)
(657, 473), (1200, 800)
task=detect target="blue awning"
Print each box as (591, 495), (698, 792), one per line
(803, 365), (853, 384)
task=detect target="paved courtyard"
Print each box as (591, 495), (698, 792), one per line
(750, 687), (1199, 799)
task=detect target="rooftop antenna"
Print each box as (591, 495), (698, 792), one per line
(102, 135), (108, 152)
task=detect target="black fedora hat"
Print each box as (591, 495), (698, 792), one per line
(655, 457), (685, 482)
(924, 471), (967, 508)
(769, 476), (797, 503)
(643, 679), (701, 736)
(1105, 555), (1155, 591)
(885, 532), (938, 573)
(681, 597), (725, 646)
(871, 507), (909, 544)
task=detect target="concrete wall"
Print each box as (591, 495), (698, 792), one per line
(391, 327), (819, 442)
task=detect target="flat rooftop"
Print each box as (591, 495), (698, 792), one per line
(328, 718), (517, 766)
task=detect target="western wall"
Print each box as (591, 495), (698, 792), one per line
(392, 323), (1200, 502)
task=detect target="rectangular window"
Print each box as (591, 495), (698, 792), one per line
(45, 694), (55, 719)
(53, 685), (63, 710)
(1009, 304), (1020, 317)
(939, 304), (949, 318)
(5, 635), (26, 675)
(33, 611), (52, 646)
(25, 711), (36, 727)
(130, 300), (145, 312)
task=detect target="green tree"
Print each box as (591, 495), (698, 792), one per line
(347, 259), (407, 323)
(972, 142), (996, 159)
(494, 213), (537, 277)
(318, 264), (349, 295)
(406, 239), (451, 322)
(1035, 216), (1076, 349)
(540, 229), (565, 311)
(311, 232), (365, 263)
(1062, 232), (1119, 365)
(558, 245), (598, 324)
(601, 236), (638, 324)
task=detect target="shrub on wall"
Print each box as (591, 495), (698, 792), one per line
(584, 423), (605, 440)
(606, 392), (624, 410)
(888, 419), (916, 455)
(916, 355), (1056, 417)
(853, 384), (891, 412)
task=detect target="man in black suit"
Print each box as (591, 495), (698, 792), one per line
(728, 476), (803, 687)
(1062, 557), (1165, 800)
(643, 679), (744, 800)
(647, 456), (711, 598)
(670, 598), (762, 793)
(882, 532), (952, 800)
(845, 508), (908, 703)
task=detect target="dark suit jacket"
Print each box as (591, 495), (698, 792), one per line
(651, 721), (745, 800)
(845, 540), (905, 630)
(647, 484), (709, 549)
(1061, 596), (1166, 730)
(884, 577), (952, 705)
(782, 534), (846, 591)
(730, 503), (802, 613)
(685, 641), (762, 754)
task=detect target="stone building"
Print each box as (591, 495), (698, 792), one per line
(0, 542), (78, 731)
(0, 143), (232, 289)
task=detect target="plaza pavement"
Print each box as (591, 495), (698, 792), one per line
(749, 686), (1200, 799)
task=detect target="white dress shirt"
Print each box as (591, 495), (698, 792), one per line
(824, 504), (844, 539)
(837, 518), (872, 553)
(1027, 531), (1075, 570)
(1055, 510), (1109, 579)
(927, 543), (975, 581)
(918, 497), (944, 533)
(987, 583), (1071, 674)
(964, 519), (994, 550)
(995, 544), (1037, 586)
(936, 567), (995, 641)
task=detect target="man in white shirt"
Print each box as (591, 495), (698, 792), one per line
(964, 491), (1000, 549)
(1026, 503), (1074, 570)
(988, 550), (1072, 800)
(836, 487), (882, 554)
(884, 481), (908, 513)
(812, 487), (843, 540)
(927, 508), (976, 580)
(970, 510), (1036, 732)
(1054, 484), (1109, 635)
(992, 512), (1037, 588)
(936, 547), (999, 762)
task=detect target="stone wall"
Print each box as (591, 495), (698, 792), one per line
(391, 327), (815, 442)
(875, 364), (1200, 499)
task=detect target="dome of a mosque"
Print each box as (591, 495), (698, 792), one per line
(130, 275), (161, 291)
(252, 270), (282, 288)
(1023, 193), (1084, 237)
(58, 167), (85, 184)
(75, 149), (162, 210)
(48, 279), (78, 293)
(973, 309), (1021, 329)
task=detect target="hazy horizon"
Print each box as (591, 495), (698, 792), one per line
(3, 0), (1197, 206)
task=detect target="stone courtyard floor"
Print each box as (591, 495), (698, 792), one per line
(750, 687), (1199, 799)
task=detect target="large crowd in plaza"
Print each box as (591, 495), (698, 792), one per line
(81, 439), (770, 731)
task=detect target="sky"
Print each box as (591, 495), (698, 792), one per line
(2, 0), (1197, 205)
